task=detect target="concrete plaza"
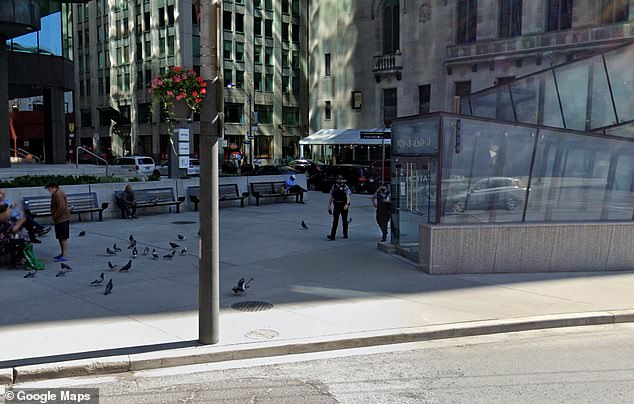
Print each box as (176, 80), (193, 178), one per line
(1, 191), (634, 370)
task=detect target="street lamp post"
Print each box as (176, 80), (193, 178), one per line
(227, 84), (253, 167)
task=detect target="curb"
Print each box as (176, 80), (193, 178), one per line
(5, 309), (634, 384)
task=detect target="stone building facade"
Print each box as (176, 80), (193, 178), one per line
(309, 0), (634, 133)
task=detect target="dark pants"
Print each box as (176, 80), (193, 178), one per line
(330, 203), (349, 238)
(117, 198), (137, 218)
(17, 214), (44, 241)
(376, 207), (391, 241)
(287, 185), (305, 202)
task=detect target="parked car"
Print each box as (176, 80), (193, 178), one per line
(252, 165), (298, 176)
(157, 160), (169, 176)
(447, 177), (526, 213)
(315, 164), (378, 194)
(111, 156), (156, 176)
(370, 159), (391, 182)
(288, 159), (324, 174)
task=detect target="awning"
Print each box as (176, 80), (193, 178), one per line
(300, 128), (392, 145)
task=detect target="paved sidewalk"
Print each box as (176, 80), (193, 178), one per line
(1, 191), (634, 370)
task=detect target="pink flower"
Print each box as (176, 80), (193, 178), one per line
(157, 79), (163, 86)
(200, 88), (206, 95)
(151, 82), (156, 88)
(173, 66), (183, 72)
(176, 95), (183, 100)
(175, 77), (181, 83)
(192, 91), (198, 97)
(167, 90), (174, 96)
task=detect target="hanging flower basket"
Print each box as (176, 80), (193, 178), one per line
(149, 66), (207, 122)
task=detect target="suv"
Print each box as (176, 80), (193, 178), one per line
(111, 156), (156, 176)
(317, 164), (378, 194)
(447, 177), (526, 212)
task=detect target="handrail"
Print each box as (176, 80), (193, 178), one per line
(10, 147), (41, 163)
(76, 146), (109, 176)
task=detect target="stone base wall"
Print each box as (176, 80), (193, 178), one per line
(420, 222), (634, 274)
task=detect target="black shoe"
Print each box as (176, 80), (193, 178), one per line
(380, 238), (387, 242)
(29, 238), (42, 244)
(326, 235), (335, 241)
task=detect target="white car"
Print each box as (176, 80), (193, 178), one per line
(111, 156), (156, 176)
(157, 159), (200, 176)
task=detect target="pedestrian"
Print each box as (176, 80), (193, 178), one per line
(327, 175), (352, 240)
(285, 174), (306, 203)
(45, 181), (70, 262)
(371, 184), (392, 242)
(116, 185), (138, 219)
(0, 188), (50, 243)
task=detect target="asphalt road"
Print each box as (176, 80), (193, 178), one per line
(9, 324), (634, 403)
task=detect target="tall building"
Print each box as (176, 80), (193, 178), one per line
(73, 0), (308, 164)
(1, 0), (79, 167)
(307, 0), (634, 161)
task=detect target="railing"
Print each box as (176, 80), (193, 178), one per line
(10, 147), (41, 163)
(446, 21), (634, 62)
(76, 146), (109, 176)
(373, 52), (403, 73)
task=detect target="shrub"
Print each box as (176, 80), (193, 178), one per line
(0, 174), (123, 188)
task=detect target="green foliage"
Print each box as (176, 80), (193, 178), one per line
(128, 176), (142, 182)
(0, 174), (123, 188)
(147, 171), (162, 181)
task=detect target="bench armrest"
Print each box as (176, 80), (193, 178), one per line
(101, 202), (109, 210)
(190, 195), (200, 203)
(241, 192), (249, 198)
(177, 196), (186, 203)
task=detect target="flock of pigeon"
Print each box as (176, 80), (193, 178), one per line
(23, 229), (254, 297)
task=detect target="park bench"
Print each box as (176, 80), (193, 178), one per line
(23, 193), (109, 222)
(114, 187), (185, 214)
(188, 184), (248, 211)
(250, 181), (300, 206)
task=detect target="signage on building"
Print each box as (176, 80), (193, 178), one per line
(179, 156), (189, 169)
(392, 120), (439, 155)
(360, 131), (391, 140)
(177, 128), (190, 142)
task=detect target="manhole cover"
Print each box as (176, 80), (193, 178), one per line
(172, 221), (197, 225)
(231, 301), (274, 312)
(244, 329), (279, 340)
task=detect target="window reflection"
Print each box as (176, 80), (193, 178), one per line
(604, 46), (634, 123)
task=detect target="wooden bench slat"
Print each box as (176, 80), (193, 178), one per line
(114, 187), (184, 214)
(250, 182), (300, 206)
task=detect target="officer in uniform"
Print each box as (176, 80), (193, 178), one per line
(327, 175), (352, 240)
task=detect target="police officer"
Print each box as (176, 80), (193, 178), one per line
(327, 175), (352, 240)
(371, 184), (392, 242)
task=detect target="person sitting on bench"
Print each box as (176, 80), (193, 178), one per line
(285, 174), (306, 203)
(0, 203), (25, 239)
(0, 189), (49, 243)
(116, 185), (138, 219)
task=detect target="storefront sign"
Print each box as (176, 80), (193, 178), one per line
(392, 119), (439, 155)
(178, 142), (189, 155)
(176, 128), (190, 142)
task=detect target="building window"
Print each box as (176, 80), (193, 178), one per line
(292, 24), (300, 42)
(283, 107), (299, 125)
(144, 12), (150, 31)
(223, 11), (232, 30)
(292, 50), (299, 68)
(457, 0), (477, 43)
(255, 135), (273, 158)
(235, 42), (244, 62)
(100, 109), (111, 126)
(282, 23), (289, 42)
(167, 5), (175, 26)
(254, 45), (262, 64)
(265, 19), (273, 38)
(351, 91), (363, 109)
(547, 0), (572, 31)
(223, 40), (232, 60)
(292, 71), (300, 95)
(325, 100), (332, 120)
(283, 50), (290, 68)
(382, 0), (400, 54)
(383, 88), (397, 127)
(265, 46), (273, 65)
(265, 0), (273, 11)
(236, 70), (244, 88)
(282, 136), (298, 159)
(138, 103), (151, 124)
(145, 69), (152, 88)
(224, 103), (244, 123)
(81, 109), (92, 127)
(158, 7), (165, 28)
(265, 74), (273, 92)
(325, 53), (331, 76)
(455, 80), (472, 97)
(254, 17), (262, 36)
(255, 104), (273, 124)
(282, 0), (290, 14)
(599, 0), (630, 24)
(419, 85), (431, 114)
(499, 0), (522, 38)
(292, 0), (300, 15)
(235, 13), (244, 32)
(225, 69), (233, 87)
(282, 75), (290, 93)
(137, 68), (144, 90)
(254, 72), (263, 91)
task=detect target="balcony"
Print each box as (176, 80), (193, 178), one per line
(445, 22), (634, 66)
(373, 51), (402, 82)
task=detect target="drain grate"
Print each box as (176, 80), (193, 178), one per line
(172, 221), (197, 225)
(244, 329), (279, 340)
(231, 301), (274, 312)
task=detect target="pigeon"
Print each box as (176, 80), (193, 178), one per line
(180, 247), (188, 256)
(119, 260), (132, 272)
(113, 243), (122, 252)
(128, 239), (137, 249)
(169, 242), (180, 249)
(163, 251), (175, 260)
(60, 263), (73, 272)
(129, 234), (135, 243)
(104, 279), (113, 295)
(90, 273), (104, 286)
(152, 249), (159, 260)
(232, 277), (253, 296)
(301, 220), (309, 230)
(24, 270), (36, 278)
(55, 270), (66, 277)
(177, 233), (185, 240)
(107, 261), (118, 271)
(132, 247), (138, 259)
(106, 247), (117, 255)
(78, 230), (86, 237)
(142, 246), (150, 256)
